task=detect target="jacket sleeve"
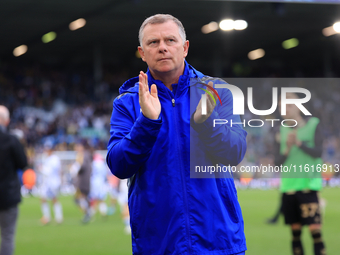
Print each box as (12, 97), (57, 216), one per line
(190, 88), (247, 166)
(106, 94), (162, 179)
(11, 136), (28, 171)
(299, 122), (323, 158)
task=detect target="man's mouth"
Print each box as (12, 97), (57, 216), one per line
(159, 58), (171, 61)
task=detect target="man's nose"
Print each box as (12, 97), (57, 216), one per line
(158, 40), (168, 53)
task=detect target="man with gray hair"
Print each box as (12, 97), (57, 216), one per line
(0, 105), (27, 255)
(107, 14), (247, 254)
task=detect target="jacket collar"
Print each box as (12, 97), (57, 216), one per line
(146, 60), (204, 93)
(118, 60), (204, 94)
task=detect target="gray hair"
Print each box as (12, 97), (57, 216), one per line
(139, 14), (186, 47)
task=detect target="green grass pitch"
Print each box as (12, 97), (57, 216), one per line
(14, 187), (339, 255)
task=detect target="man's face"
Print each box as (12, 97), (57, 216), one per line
(138, 21), (189, 76)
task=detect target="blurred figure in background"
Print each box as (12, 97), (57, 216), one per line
(117, 179), (130, 234)
(107, 174), (119, 215)
(266, 124), (283, 225)
(72, 141), (92, 223)
(0, 105), (27, 255)
(89, 153), (108, 218)
(107, 176), (130, 233)
(276, 93), (326, 255)
(39, 143), (63, 225)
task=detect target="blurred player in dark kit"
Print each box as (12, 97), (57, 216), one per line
(72, 141), (93, 223)
(0, 105), (27, 255)
(275, 93), (326, 255)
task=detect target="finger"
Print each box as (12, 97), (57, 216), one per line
(208, 81), (219, 101)
(207, 95), (217, 113)
(205, 81), (218, 102)
(205, 98), (213, 113)
(207, 92), (217, 107)
(139, 72), (144, 96)
(144, 72), (148, 84)
(140, 71), (146, 92)
(143, 72), (148, 92)
(207, 81), (215, 98)
(150, 84), (158, 98)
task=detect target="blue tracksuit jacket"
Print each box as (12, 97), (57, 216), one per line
(107, 61), (247, 255)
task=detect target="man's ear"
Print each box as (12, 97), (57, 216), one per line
(183, 40), (189, 58)
(138, 46), (146, 62)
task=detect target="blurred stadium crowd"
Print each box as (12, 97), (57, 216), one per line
(0, 62), (130, 163)
(1, 60), (340, 188)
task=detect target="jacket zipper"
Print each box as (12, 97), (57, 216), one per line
(171, 92), (192, 253)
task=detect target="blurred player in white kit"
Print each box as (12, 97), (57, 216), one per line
(39, 144), (63, 224)
(108, 176), (130, 233)
(118, 178), (130, 234)
(89, 153), (109, 218)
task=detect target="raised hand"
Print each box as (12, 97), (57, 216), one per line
(284, 132), (296, 155)
(139, 71), (161, 120)
(194, 81), (217, 124)
(287, 132), (296, 148)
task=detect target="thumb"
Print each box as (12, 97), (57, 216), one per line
(150, 84), (158, 98)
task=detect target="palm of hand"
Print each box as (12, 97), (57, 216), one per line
(139, 71), (161, 120)
(194, 81), (217, 123)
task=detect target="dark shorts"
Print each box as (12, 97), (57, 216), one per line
(282, 190), (321, 225)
